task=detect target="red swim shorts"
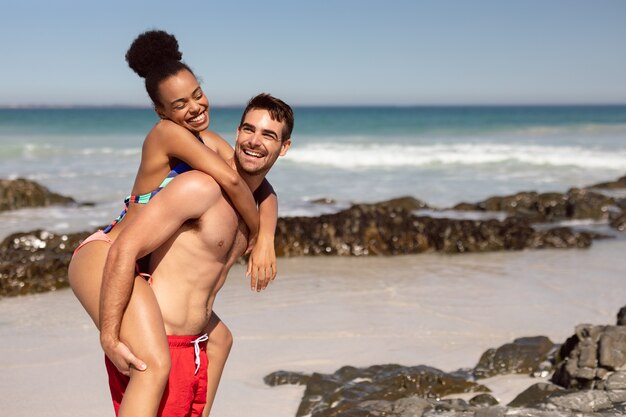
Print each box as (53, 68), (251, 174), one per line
(105, 334), (209, 417)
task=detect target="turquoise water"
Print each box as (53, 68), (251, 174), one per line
(1, 105), (626, 237)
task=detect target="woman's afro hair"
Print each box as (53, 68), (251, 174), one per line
(125, 30), (183, 78)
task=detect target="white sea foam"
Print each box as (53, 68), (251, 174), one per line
(284, 142), (626, 170)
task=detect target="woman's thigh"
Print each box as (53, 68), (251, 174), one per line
(68, 241), (110, 327)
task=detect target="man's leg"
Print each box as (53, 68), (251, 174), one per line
(202, 312), (233, 416)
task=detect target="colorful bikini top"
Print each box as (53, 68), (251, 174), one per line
(103, 135), (204, 234)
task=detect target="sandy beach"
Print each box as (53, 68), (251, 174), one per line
(1, 236), (624, 416)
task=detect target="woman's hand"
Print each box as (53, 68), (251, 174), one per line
(100, 333), (147, 376)
(246, 234), (277, 292)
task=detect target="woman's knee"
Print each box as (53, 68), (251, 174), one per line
(136, 347), (171, 383)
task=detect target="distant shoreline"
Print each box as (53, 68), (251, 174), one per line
(2, 103), (626, 110)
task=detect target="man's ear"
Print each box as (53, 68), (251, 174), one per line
(279, 139), (291, 156)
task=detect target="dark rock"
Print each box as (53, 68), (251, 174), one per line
(452, 188), (616, 223)
(0, 178), (75, 211)
(357, 396), (432, 417)
(0, 229), (91, 297)
(507, 382), (564, 407)
(280, 364), (489, 417)
(618, 306), (626, 325)
(587, 175), (626, 190)
(432, 398), (470, 412)
(275, 204), (429, 257)
(565, 187), (617, 221)
(263, 370), (310, 386)
(275, 203), (596, 257)
(528, 227), (596, 250)
(472, 406), (507, 417)
(599, 327), (626, 370)
(360, 196), (430, 211)
(607, 389), (626, 403)
(552, 324), (626, 389)
(605, 371), (626, 390)
(473, 336), (555, 378)
(469, 393), (499, 407)
(610, 212), (626, 231)
(388, 396), (432, 416)
(547, 390), (613, 413)
(310, 197), (337, 205)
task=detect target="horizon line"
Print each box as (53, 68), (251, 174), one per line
(1, 102), (626, 110)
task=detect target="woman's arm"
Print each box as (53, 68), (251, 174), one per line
(151, 121), (259, 241)
(248, 179), (278, 291)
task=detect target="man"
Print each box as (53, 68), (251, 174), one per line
(99, 93), (293, 416)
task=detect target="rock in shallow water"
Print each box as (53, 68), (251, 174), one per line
(0, 229), (90, 297)
(263, 364), (489, 417)
(274, 203), (599, 257)
(507, 383), (565, 408)
(588, 175), (626, 190)
(263, 370), (310, 386)
(451, 188), (617, 223)
(0, 178), (76, 211)
(473, 336), (555, 379)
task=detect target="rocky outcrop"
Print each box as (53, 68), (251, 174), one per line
(0, 229), (90, 297)
(0, 178), (77, 211)
(473, 336), (555, 379)
(587, 175), (626, 190)
(0, 198), (607, 297)
(264, 370), (310, 386)
(551, 324), (626, 390)
(0, 181), (620, 298)
(265, 364), (489, 417)
(274, 204), (600, 257)
(451, 188), (617, 223)
(266, 307), (626, 417)
(610, 212), (626, 231)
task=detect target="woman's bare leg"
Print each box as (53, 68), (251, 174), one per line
(202, 312), (233, 417)
(117, 277), (170, 417)
(69, 242), (170, 417)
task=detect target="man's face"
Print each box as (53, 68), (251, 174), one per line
(235, 109), (291, 176)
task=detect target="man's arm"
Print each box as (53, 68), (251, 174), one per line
(99, 171), (221, 373)
(248, 179), (278, 291)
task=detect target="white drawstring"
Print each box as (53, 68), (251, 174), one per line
(191, 334), (209, 375)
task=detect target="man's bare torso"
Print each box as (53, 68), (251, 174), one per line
(147, 174), (249, 336)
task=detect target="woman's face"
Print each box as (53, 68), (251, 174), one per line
(156, 69), (210, 133)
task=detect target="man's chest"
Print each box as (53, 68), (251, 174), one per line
(190, 202), (249, 262)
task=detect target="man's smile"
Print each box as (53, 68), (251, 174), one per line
(242, 148), (265, 158)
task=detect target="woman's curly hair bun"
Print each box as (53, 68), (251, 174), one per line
(126, 30), (183, 78)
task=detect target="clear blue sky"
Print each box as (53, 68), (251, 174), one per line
(2, 0), (625, 106)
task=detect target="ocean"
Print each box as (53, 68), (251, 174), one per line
(1, 105), (626, 239)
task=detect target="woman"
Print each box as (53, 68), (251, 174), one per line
(69, 30), (278, 416)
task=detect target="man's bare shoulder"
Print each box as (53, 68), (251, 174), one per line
(155, 171), (222, 213)
(166, 170), (220, 194)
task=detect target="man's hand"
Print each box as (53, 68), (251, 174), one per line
(246, 234), (277, 292)
(100, 333), (147, 376)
